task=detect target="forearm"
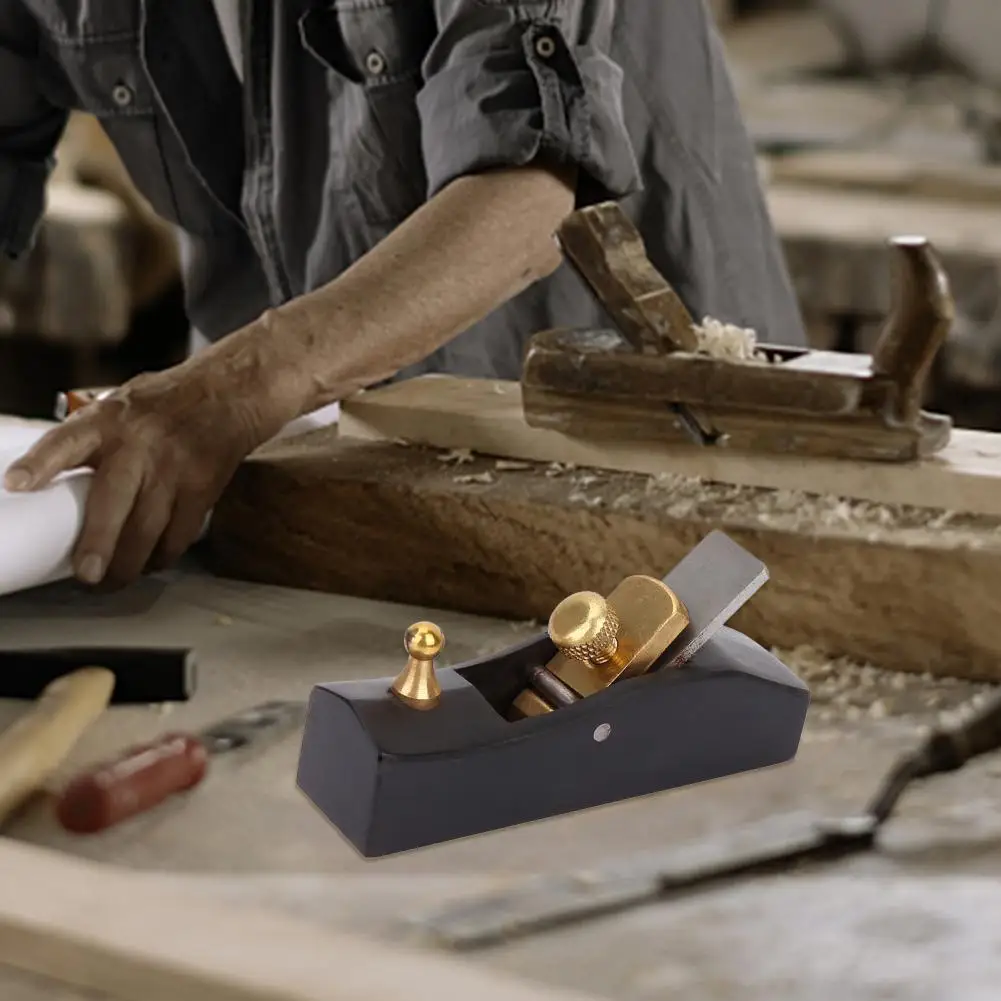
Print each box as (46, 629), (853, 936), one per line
(246, 163), (575, 415)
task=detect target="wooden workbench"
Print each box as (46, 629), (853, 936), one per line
(2, 566), (1001, 1001)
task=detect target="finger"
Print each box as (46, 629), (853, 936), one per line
(4, 421), (103, 491)
(147, 492), (212, 572)
(72, 454), (145, 585)
(104, 484), (175, 587)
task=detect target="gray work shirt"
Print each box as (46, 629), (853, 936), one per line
(0, 0), (805, 382)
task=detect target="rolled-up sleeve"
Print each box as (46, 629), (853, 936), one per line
(0, 5), (68, 259)
(419, 0), (640, 205)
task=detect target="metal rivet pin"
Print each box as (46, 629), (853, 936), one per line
(535, 35), (557, 59)
(365, 50), (386, 75)
(111, 82), (133, 108)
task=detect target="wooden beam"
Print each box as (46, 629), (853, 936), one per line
(766, 182), (1001, 318)
(0, 837), (596, 1001)
(208, 436), (1001, 682)
(766, 150), (1001, 206)
(337, 376), (1001, 517)
(767, 183), (1001, 258)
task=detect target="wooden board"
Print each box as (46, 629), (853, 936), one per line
(50, 112), (180, 312)
(0, 837), (594, 1001)
(0, 183), (131, 344)
(207, 436), (1001, 681)
(723, 10), (847, 82)
(708, 0), (734, 26)
(767, 150), (1001, 205)
(766, 182), (1001, 318)
(1, 112), (181, 346)
(336, 376), (1001, 517)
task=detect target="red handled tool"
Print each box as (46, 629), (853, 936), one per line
(55, 700), (305, 834)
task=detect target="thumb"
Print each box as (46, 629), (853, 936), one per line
(4, 422), (102, 491)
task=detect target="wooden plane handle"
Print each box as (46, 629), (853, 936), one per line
(555, 202), (699, 354)
(0, 667), (115, 825)
(870, 236), (955, 424)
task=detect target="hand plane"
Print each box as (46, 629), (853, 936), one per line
(296, 531), (810, 858)
(521, 201), (955, 461)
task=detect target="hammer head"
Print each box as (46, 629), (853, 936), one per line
(0, 647), (196, 704)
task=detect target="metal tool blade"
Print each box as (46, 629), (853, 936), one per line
(411, 688), (1001, 950)
(200, 699), (306, 755)
(660, 531), (769, 667)
(668, 403), (724, 447)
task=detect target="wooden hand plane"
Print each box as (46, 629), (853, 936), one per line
(296, 532), (810, 858)
(521, 201), (955, 461)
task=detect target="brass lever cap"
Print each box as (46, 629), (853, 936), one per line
(390, 621), (445, 710)
(548, 591), (619, 664)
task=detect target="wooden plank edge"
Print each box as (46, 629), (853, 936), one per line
(0, 838), (598, 1001)
(765, 150), (1001, 206)
(765, 182), (1001, 254)
(338, 376), (1001, 517)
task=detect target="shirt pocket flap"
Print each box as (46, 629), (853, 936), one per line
(41, 35), (157, 119)
(300, 0), (436, 86)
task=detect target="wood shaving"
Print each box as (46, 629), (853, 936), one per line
(453, 471), (496, 485)
(568, 491), (604, 508)
(545, 462), (576, 477)
(692, 316), (772, 364)
(438, 448), (475, 465)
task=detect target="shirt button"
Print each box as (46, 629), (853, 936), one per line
(365, 50), (386, 76)
(534, 35), (557, 59)
(111, 82), (134, 108)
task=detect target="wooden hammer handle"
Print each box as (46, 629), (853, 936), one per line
(0, 667), (115, 825)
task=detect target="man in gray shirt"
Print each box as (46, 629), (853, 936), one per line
(2, 0), (803, 586)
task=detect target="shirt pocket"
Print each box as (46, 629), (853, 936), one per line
(299, 0), (437, 228)
(38, 33), (222, 239)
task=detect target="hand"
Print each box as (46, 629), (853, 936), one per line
(4, 346), (298, 588)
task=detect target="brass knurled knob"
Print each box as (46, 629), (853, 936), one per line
(548, 591), (619, 664)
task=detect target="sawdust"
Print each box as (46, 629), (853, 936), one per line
(778, 644), (999, 731)
(437, 448), (474, 466)
(431, 444), (1001, 544)
(691, 316), (772, 364)
(545, 461), (577, 477)
(600, 470), (1001, 545)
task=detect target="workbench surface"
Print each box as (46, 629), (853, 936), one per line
(1, 566), (1000, 1001)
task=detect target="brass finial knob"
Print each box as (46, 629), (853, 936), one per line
(548, 591), (619, 665)
(390, 621), (445, 710)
